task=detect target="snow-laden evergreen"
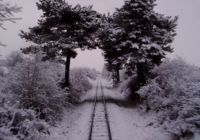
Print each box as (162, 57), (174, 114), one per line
(100, 0), (177, 91)
(20, 0), (102, 88)
(99, 17), (126, 85)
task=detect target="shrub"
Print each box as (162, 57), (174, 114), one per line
(70, 68), (96, 102)
(6, 51), (24, 69)
(138, 58), (200, 139)
(101, 65), (112, 80)
(1, 79), (49, 140)
(0, 107), (49, 140)
(118, 76), (132, 96)
(0, 54), (70, 139)
(4, 58), (68, 124)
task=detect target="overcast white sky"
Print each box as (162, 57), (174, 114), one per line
(0, 0), (200, 70)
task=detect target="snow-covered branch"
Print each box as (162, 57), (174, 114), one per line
(0, 0), (21, 46)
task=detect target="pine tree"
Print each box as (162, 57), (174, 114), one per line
(20, 0), (101, 88)
(99, 17), (126, 85)
(113, 0), (177, 90)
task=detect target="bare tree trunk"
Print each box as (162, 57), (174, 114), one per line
(136, 62), (148, 87)
(112, 70), (115, 83)
(64, 52), (71, 88)
(116, 68), (120, 84)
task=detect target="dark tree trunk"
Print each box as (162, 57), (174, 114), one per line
(116, 68), (120, 84)
(64, 52), (71, 88)
(136, 62), (148, 87)
(112, 71), (115, 83)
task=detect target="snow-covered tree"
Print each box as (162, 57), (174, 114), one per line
(113, 0), (177, 90)
(6, 51), (24, 68)
(99, 17), (126, 85)
(4, 56), (67, 123)
(0, 56), (58, 139)
(20, 0), (101, 88)
(0, 0), (21, 46)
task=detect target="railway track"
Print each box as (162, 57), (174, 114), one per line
(88, 80), (112, 140)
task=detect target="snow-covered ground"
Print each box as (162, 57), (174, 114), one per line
(48, 80), (97, 140)
(48, 78), (172, 140)
(108, 103), (171, 140)
(48, 103), (92, 140)
(101, 79), (171, 140)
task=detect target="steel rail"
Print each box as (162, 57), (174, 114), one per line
(88, 81), (99, 140)
(88, 80), (112, 140)
(100, 81), (112, 140)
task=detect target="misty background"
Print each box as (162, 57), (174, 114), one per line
(0, 0), (200, 71)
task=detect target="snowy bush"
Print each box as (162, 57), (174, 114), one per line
(0, 68), (5, 77)
(9, 110), (48, 140)
(118, 69), (138, 98)
(6, 51), (24, 69)
(138, 58), (200, 139)
(118, 76), (133, 96)
(1, 80), (49, 140)
(0, 53), (96, 139)
(82, 68), (98, 80)
(0, 55), (70, 139)
(0, 127), (17, 140)
(0, 73), (4, 90)
(101, 65), (112, 80)
(70, 68), (96, 102)
(4, 57), (68, 124)
(0, 106), (49, 140)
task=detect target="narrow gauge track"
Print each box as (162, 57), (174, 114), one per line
(88, 80), (112, 140)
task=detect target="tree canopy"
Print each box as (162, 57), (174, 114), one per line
(100, 0), (177, 88)
(20, 0), (102, 87)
